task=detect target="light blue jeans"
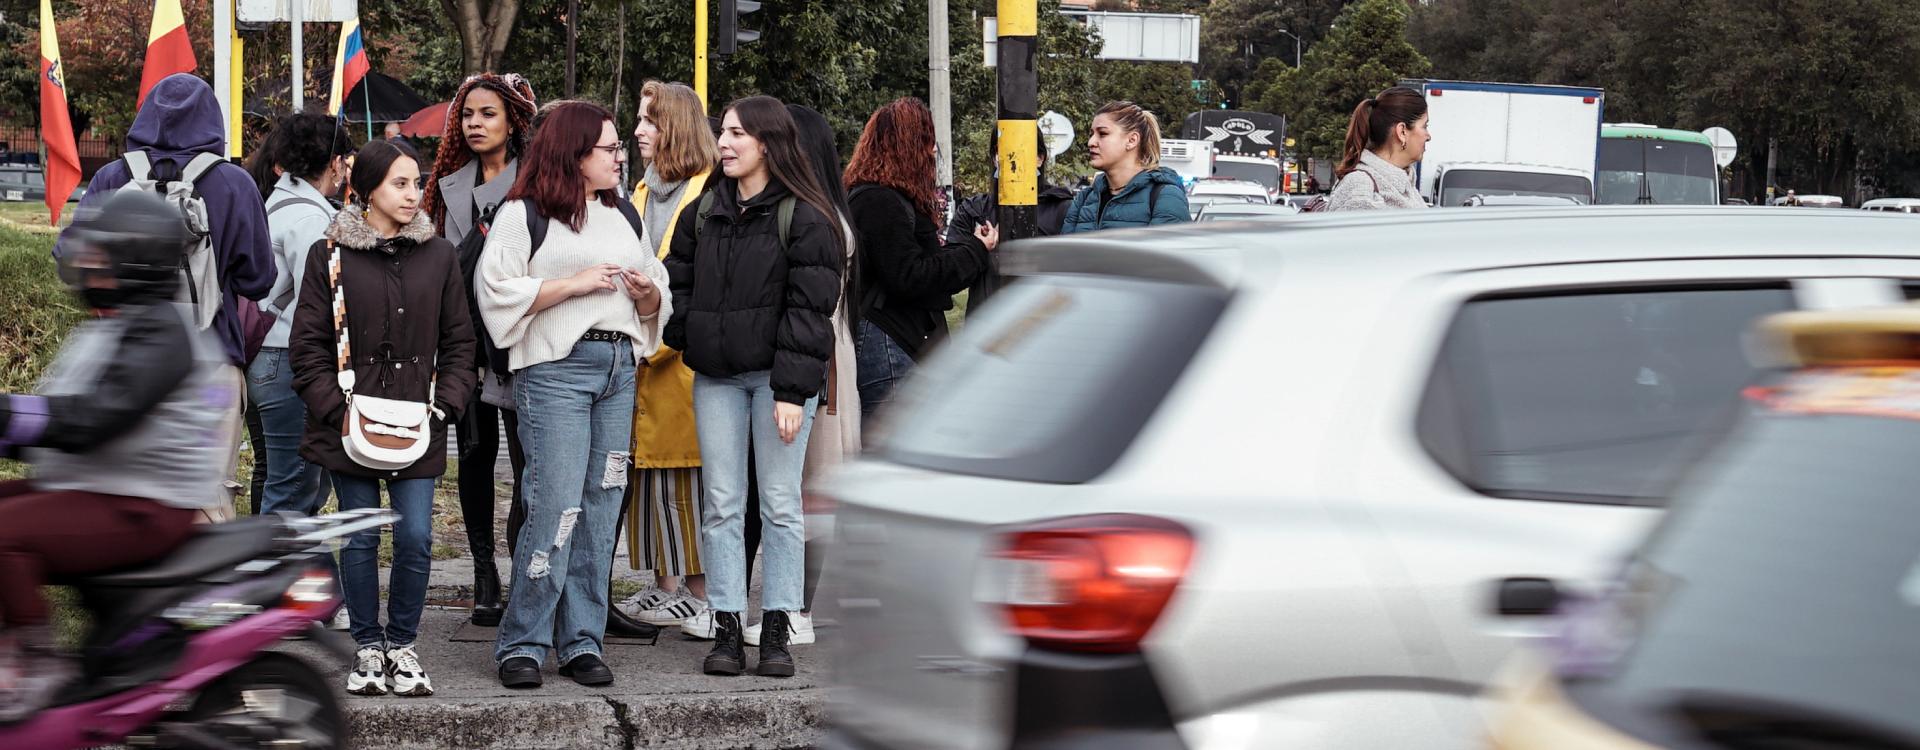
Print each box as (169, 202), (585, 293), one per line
(245, 348), (332, 517)
(693, 370), (816, 614)
(495, 339), (636, 667)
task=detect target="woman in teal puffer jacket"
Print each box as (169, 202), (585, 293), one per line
(1062, 101), (1190, 233)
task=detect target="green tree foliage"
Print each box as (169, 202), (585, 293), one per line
(1198, 0), (1350, 108)
(1253, 0), (1428, 161)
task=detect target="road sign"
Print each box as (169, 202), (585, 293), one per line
(1703, 126), (1738, 168)
(1039, 111), (1074, 158)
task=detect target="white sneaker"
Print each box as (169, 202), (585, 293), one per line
(615, 586), (672, 619)
(345, 647), (387, 696)
(679, 608), (717, 640)
(636, 593), (708, 627)
(385, 645), (433, 697)
(329, 607), (351, 631)
(745, 611), (816, 646)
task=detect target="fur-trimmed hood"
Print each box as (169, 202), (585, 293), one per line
(326, 204), (437, 252)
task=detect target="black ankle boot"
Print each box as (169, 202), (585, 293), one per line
(756, 611), (796, 677)
(470, 556), (503, 627)
(703, 612), (746, 676)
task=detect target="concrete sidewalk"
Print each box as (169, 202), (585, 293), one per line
(285, 606), (824, 749)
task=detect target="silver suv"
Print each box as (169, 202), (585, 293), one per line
(817, 207), (1920, 749)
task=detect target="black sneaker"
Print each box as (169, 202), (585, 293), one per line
(498, 656), (542, 689)
(756, 611), (796, 678)
(702, 611), (746, 676)
(559, 653), (614, 686)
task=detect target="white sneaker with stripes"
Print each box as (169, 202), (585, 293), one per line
(385, 645), (433, 697)
(636, 593), (708, 627)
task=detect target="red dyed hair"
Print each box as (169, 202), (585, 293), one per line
(423, 73), (537, 234)
(505, 100), (617, 233)
(842, 98), (939, 220)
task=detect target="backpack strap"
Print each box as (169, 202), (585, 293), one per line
(777, 196), (796, 247)
(522, 198), (549, 258)
(267, 195), (326, 218)
(122, 151), (152, 181)
(693, 192), (716, 244)
(179, 152), (225, 187)
(614, 198), (649, 247)
(1148, 181), (1165, 221)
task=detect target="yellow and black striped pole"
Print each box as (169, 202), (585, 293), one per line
(995, 0), (1039, 241)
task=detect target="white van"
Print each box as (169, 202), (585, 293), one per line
(1862, 198), (1920, 213)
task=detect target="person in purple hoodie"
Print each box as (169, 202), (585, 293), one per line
(56, 73), (273, 520)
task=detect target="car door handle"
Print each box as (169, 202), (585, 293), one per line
(1492, 576), (1563, 617)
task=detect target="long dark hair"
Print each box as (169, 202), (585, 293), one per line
(247, 114), (353, 201)
(724, 96), (843, 258)
(505, 100), (619, 233)
(1337, 86), (1426, 176)
(787, 103), (858, 329)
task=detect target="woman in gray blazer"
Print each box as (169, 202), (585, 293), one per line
(421, 72), (538, 628)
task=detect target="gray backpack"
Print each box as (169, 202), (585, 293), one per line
(117, 151), (224, 331)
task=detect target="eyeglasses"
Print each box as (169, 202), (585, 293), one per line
(591, 141), (628, 157)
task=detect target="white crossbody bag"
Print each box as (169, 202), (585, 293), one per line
(328, 242), (442, 471)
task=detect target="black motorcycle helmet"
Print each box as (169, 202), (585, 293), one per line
(58, 190), (190, 309)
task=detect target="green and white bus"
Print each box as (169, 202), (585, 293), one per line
(1597, 124), (1720, 205)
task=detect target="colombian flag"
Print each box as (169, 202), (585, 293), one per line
(138, 0), (195, 106)
(328, 18), (369, 117)
(39, 0), (81, 226)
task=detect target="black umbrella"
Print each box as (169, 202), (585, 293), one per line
(243, 70), (430, 124)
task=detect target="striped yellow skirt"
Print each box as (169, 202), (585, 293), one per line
(625, 467), (705, 576)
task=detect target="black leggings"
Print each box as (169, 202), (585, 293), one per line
(457, 395), (528, 561)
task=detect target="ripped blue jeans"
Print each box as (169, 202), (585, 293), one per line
(494, 339), (635, 667)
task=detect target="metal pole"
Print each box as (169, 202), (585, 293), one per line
(291, 0), (303, 112)
(1766, 136), (1778, 201)
(930, 0), (953, 190)
(566, 0), (578, 97)
(694, 0), (708, 107)
(232, 32), (245, 158)
(364, 76), (374, 141)
(215, 0), (233, 156)
(995, 0), (1038, 242)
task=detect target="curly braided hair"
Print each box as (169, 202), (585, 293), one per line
(422, 73), (537, 234)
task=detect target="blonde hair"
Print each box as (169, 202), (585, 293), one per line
(641, 81), (721, 183)
(1096, 101), (1161, 169)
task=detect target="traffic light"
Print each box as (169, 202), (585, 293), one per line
(716, 0), (762, 56)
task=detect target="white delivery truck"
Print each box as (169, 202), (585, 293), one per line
(1403, 80), (1604, 207)
(1159, 138), (1215, 186)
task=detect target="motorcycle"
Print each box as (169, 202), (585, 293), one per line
(0, 508), (397, 750)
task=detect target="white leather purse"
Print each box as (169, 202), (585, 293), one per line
(327, 242), (441, 471)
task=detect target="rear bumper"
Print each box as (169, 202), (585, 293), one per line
(826, 648), (1186, 750)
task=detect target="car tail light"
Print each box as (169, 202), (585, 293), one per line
(981, 514), (1193, 654)
(1583, 96), (1597, 104)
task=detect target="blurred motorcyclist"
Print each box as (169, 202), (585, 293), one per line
(0, 189), (237, 723)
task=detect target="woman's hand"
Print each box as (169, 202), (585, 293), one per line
(775, 401), (806, 444)
(974, 222), (1000, 252)
(623, 268), (662, 315)
(568, 263), (624, 297)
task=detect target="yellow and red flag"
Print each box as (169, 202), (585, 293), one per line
(39, 0), (81, 226)
(138, 0), (196, 106)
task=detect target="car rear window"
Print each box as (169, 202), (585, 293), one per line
(876, 275), (1229, 484)
(1418, 285), (1795, 504)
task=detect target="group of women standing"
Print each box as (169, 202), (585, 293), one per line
(244, 73), (1206, 692)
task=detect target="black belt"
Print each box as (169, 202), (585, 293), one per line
(580, 329), (628, 343)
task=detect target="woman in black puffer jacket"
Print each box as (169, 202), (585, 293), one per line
(664, 95), (842, 679)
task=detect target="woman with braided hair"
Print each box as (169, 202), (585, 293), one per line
(424, 72), (538, 628)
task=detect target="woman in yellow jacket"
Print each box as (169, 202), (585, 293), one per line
(614, 81), (719, 631)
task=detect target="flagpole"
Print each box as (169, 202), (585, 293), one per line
(365, 78), (374, 141)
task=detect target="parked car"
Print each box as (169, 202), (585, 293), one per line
(819, 207), (1920, 749)
(1489, 306), (1920, 749)
(1862, 197), (1920, 213)
(1195, 202), (1298, 222)
(0, 164), (85, 203)
(1771, 194), (1846, 208)
(1185, 177), (1270, 219)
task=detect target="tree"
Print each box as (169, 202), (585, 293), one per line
(1199, 0), (1350, 108)
(1256, 0), (1428, 161)
(8, 0), (216, 139)
(440, 0), (523, 74)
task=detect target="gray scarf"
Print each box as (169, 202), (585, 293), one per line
(641, 166), (688, 249)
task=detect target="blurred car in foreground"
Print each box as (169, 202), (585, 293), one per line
(1195, 202), (1298, 222)
(1488, 306), (1920, 750)
(819, 207), (1920, 749)
(1185, 178), (1271, 219)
